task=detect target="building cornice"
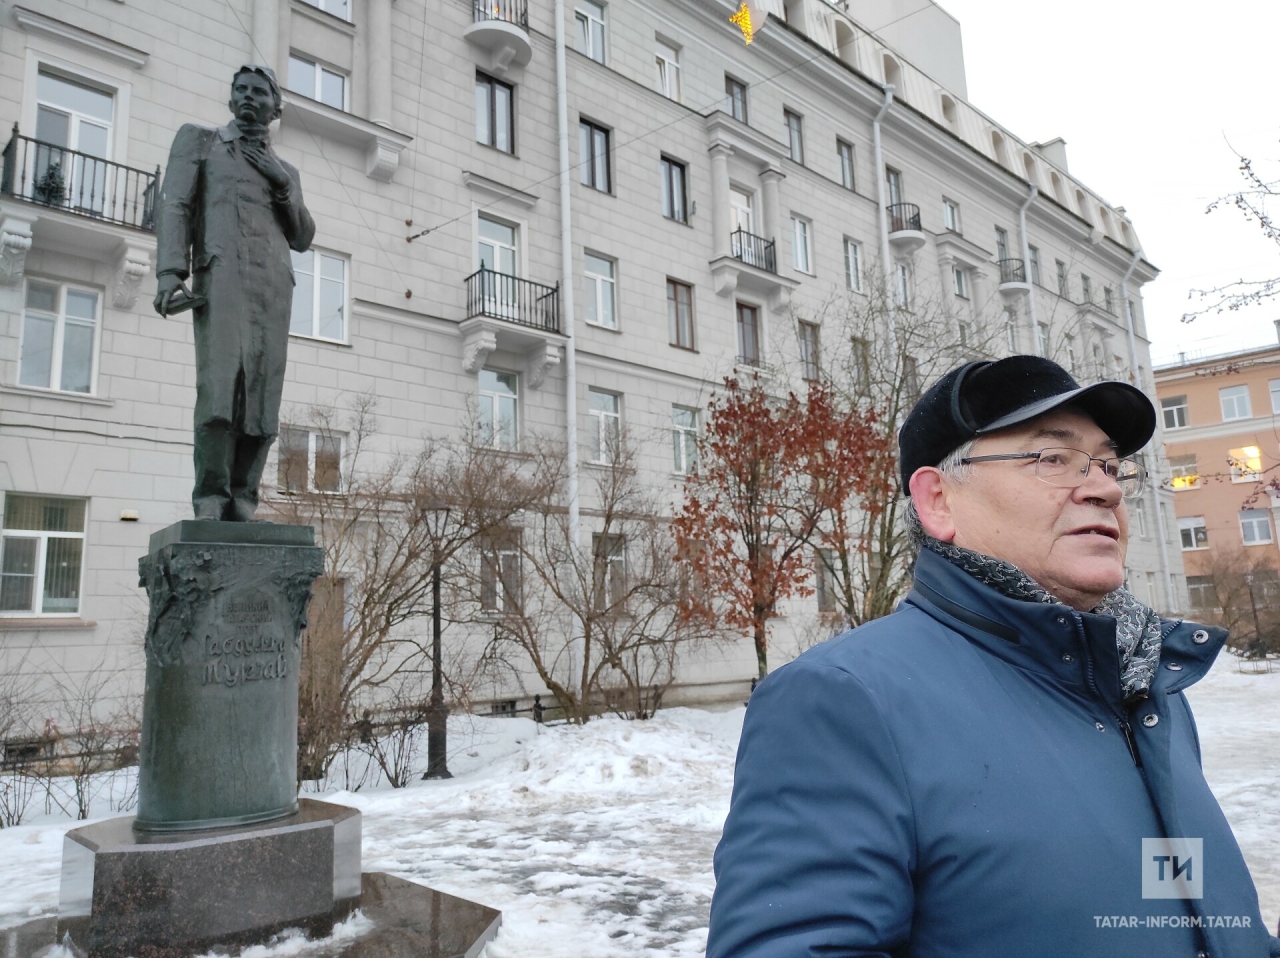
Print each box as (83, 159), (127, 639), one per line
(12, 7), (149, 69)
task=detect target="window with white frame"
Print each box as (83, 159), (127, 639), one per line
(1081, 273), (1092, 303)
(1271, 379), (1280, 414)
(479, 531), (521, 613)
(1132, 497), (1148, 538)
(290, 249), (347, 341)
(287, 54), (346, 110)
(1229, 445), (1262, 483)
(475, 73), (514, 153)
(35, 71), (114, 214)
(1241, 508), (1273, 546)
(844, 239), (862, 292)
(736, 301), (761, 366)
(798, 321), (820, 380)
(1104, 286), (1115, 314)
(655, 39), (681, 100)
(943, 198), (960, 233)
(1161, 395), (1188, 430)
(1065, 334), (1078, 373)
(1186, 575), (1215, 610)
(1220, 384), (1252, 421)
(837, 139), (855, 190)
(592, 533), (626, 612)
(784, 109), (804, 164)
(1029, 246), (1041, 285)
(1, 495), (86, 616)
(277, 427), (343, 493)
(958, 321), (970, 347)
(894, 262), (911, 308)
(1168, 454), (1199, 490)
(1037, 322), (1050, 357)
(588, 388), (621, 463)
(672, 405), (698, 474)
(1056, 259), (1068, 296)
(576, 0), (606, 62)
(1178, 516), (1208, 551)
(1005, 315), (1018, 352)
(578, 119), (610, 191)
(298, 0), (350, 19)
(903, 354), (921, 402)
(479, 369), (519, 451)
(583, 252), (616, 329)
(792, 216), (812, 273)
(1144, 572), (1158, 609)
(19, 281), (98, 394)
(660, 156), (687, 223)
(952, 266), (968, 299)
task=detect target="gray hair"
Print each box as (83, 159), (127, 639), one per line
(905, 437), (978, 549)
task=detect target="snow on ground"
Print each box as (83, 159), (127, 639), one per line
(0, 653), (1276, 955)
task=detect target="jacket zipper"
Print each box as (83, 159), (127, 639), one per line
(1076, 614), (1143, 768)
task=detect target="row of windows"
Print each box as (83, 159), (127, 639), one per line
(0, 489), (855, 619)
(1162, 382), (1280, 430)
(1179, 511), (1275, 550)
(15, 251), (348, 397)
(1167, 447), (1263, 489)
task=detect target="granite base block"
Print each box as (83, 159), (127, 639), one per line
(5, 873), (500, 958)
(57, 800), (361, 958)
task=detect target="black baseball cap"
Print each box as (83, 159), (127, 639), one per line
(898, 355), (1156, 491)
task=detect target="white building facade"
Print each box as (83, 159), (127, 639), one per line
(0, 0), (1185, 716)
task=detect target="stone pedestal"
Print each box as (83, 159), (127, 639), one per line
(57, 799), (361, 958)
(136, 521), (322, 830)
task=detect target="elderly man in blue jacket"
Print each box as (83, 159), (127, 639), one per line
(708, 356), (1280, 958)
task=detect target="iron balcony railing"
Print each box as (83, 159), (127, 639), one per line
(473, 0), (528, 28)
(886, 202), (921, 233)
(730, 228), (777, 273)
(998, 257), (1027, 284)
(1, 125), (159, 231)
(465, 267), (560, 333)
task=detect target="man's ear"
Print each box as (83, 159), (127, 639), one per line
(908, 468), (957, 543)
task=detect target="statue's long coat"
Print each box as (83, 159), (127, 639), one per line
(155, 119), (314, 437)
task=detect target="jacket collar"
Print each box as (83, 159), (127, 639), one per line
(218, 118), (270, 144)
(904, 549), (1225, 708)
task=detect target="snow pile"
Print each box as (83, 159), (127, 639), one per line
(0, 655), (1275, 955)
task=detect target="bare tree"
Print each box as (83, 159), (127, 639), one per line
(267, 396), (546, 780)
(471, 435), (707, 722)
(1185, 150), (1280, 320)
(1186, 541), (1280, 659)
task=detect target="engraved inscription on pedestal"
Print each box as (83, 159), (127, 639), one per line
(135, 521), (322, 831)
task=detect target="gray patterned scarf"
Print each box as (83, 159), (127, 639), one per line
(914, 520), (1163, 703)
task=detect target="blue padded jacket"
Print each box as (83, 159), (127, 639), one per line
(708, 548), (1279, 958)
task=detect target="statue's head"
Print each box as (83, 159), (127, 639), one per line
(229, 65), (282, 127)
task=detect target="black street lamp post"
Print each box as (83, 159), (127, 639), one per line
(424, 505), (452, 780)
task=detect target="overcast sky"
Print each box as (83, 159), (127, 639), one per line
(930, 0), (1280, 365)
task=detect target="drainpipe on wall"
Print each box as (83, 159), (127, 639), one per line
(1017, 185), (1039, 353)
(553, 0), (580, 561)
(1121, 248), (1175, 612)
(872, 85), (895, 344)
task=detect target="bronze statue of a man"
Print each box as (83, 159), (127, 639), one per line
(153, 65), (315, 521)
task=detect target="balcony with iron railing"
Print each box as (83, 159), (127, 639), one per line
(1, 125), (158, 231)
(465, 267), (559, 332)
(886, 202), (926, 253)
(730, 228), (776, 274)
(461, 268), (563, 389)
(465, 0), (532, 73)
(997, 257), (1031, 300)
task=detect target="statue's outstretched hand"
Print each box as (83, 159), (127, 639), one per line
(242, 144), (291, 192)
(154, 274), (192, 316)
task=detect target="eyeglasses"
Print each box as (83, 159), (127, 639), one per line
(959, 446), (1147, 499)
